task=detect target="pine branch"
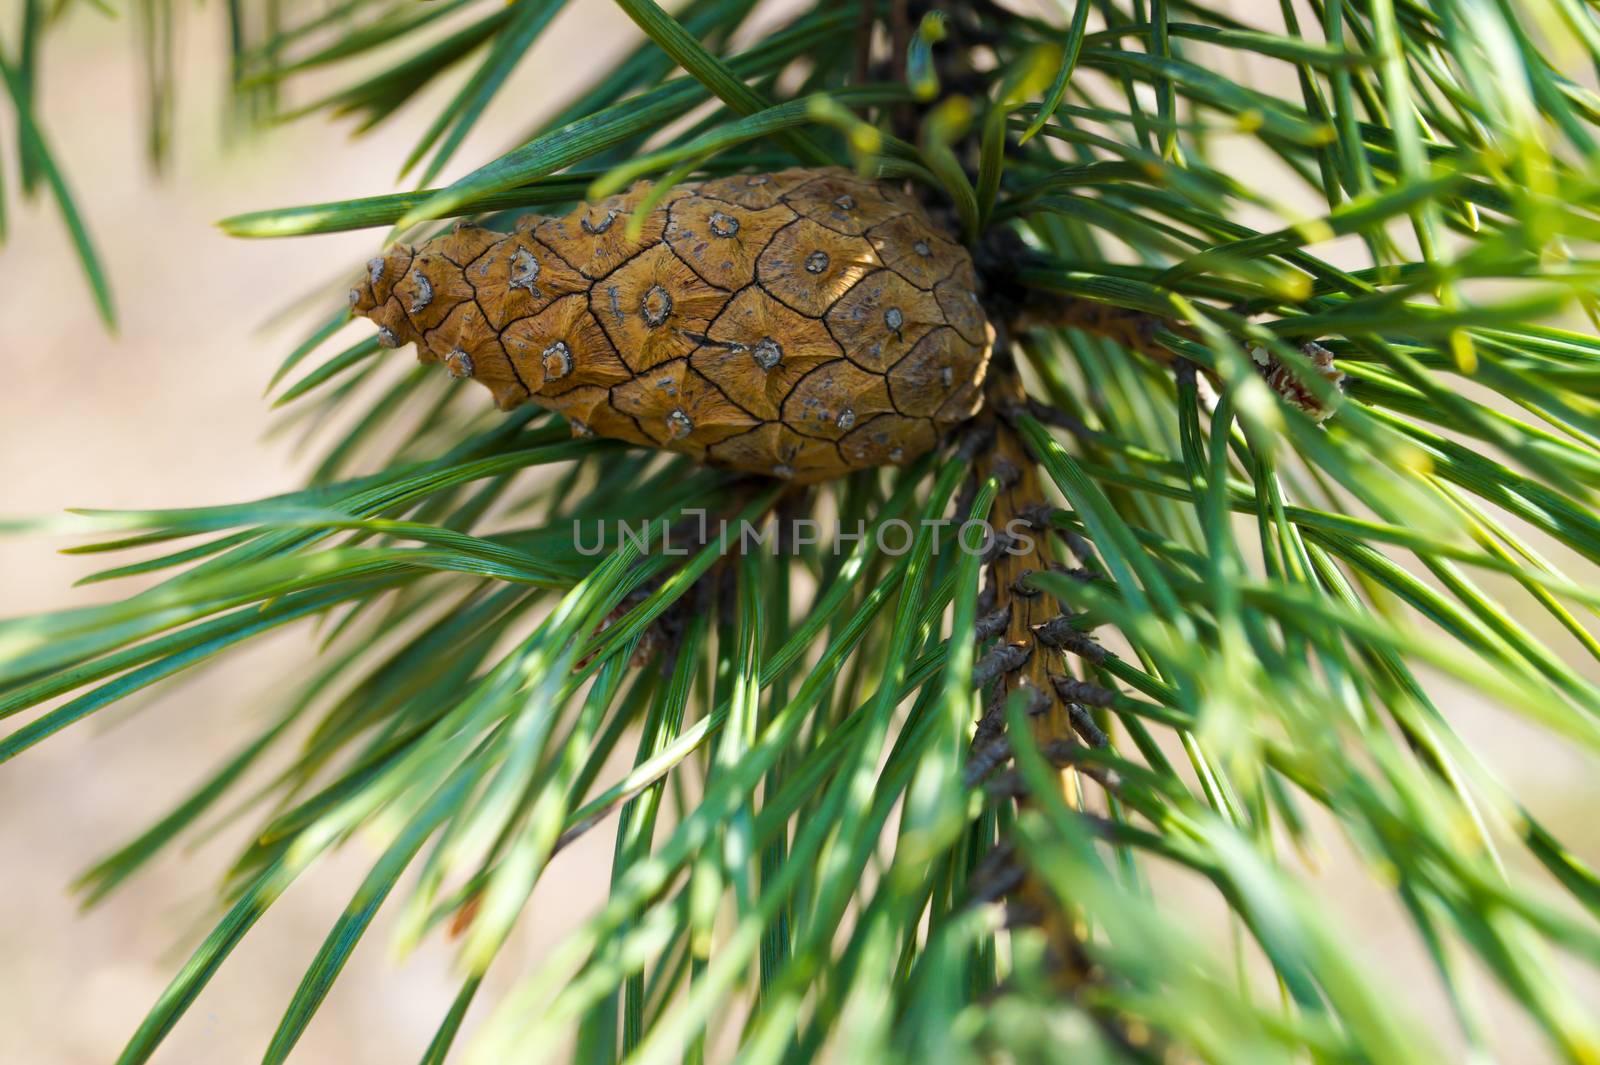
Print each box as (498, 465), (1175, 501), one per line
(6, 0), (1600, 1062)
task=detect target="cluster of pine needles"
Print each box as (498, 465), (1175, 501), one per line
(5, 0), (1600, 1061)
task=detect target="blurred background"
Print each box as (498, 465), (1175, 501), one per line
(1, 2), (1596, 1062)
(0, 6), (651, 1062)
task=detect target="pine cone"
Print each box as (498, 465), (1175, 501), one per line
(350, 167), (996, 482)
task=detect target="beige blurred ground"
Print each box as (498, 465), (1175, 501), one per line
(0, 3), (1597, 1064)
(0, 6), (646, 1063)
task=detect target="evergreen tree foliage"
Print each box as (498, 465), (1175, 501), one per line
(4, 0), (1600, 1061)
